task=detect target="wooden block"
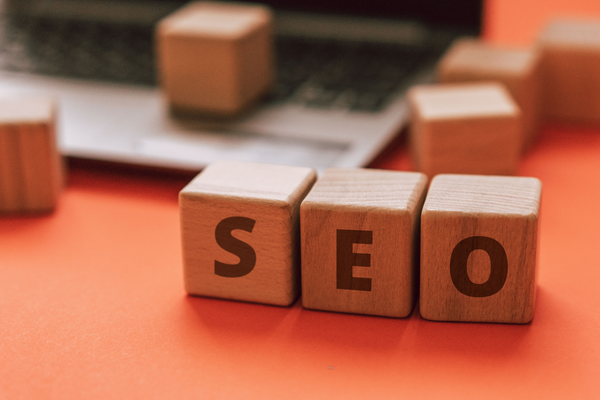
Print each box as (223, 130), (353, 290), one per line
(0, 97), (63, 214)
(420, 174), (542, 323)
(157, 1), (274, 115)
(180, 160), (316, 306)
(408, 82), (521, 178)
(537, 19), (600, 123)
(437, 39), (540, 151)
(301, 168), (428, 318)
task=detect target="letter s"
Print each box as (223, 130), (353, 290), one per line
(214, 216), (256, 278)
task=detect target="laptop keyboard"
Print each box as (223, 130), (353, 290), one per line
(0, 15), (431, 112)
(273, 37), (428, 111)
(0, 16), (156, 85)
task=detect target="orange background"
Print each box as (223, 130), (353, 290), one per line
(2, 1), (600, 398)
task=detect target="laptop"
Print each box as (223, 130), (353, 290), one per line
(0, 0), (482, 173)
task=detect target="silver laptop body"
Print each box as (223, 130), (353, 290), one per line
(0, 0), (482, 173)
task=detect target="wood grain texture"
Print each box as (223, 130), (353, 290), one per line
(0, 97), (62, 213)
(301, 168), (428, 318)
(156, 1), (273, 115)
(437, 39), (540, 151)
(420, 174), (542, 323)
(537, 19), (600, 123)
(180, 160), (316, 306)
(408, 83), (521, 178)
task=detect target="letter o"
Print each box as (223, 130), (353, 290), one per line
(450, 236), (508, 298)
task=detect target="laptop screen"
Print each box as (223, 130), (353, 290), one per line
(254, 0), (482, 30)
(8, 0), (481, 32)
(155, 0), (482, 30)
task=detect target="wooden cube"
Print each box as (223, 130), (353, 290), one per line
(408, 83), (521, 178)
(157, 1), (274, 115)
(301, 168), (428, 318)
(437, 39), (540, 151)
(537, 19), (600, 123)
(0, 97), (63, 213)
(180, 160), (316, 306)
(420, 174), (542, 323)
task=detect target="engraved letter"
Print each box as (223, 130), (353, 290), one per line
(450, 236), (508, 297)
(336, 229), (372, 291)
(214, 217), (256, 278)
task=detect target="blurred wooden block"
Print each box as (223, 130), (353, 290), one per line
(180, 160), (316, 306)
(437, 39), (540, 151)
(0, 97), (62, 214)
(408, 83), (521, 178)
(538, 19), (600, 123)
(301, 168), (427, 318)
(420, 174), (542, 323)
(157, 1), (274, 115)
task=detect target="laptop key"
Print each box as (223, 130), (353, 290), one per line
(351, 92), (387, 112)
(294, 84), (324, 104)
(305, 90), (339, 109)
(331, 90), (359, 109)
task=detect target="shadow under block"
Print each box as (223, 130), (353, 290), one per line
(537, 19), (600, 123)
(420, 174), (542, 323)
(179, 160), (316, 306)
(301, 168), (428, 318)
(157, 1), (273, 115)
(0, 97), (62, 213)
(408, 83), (521, 178)
(437, 39), (540, 151)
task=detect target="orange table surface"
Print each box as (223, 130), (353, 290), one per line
(3, 2), (600, 399)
